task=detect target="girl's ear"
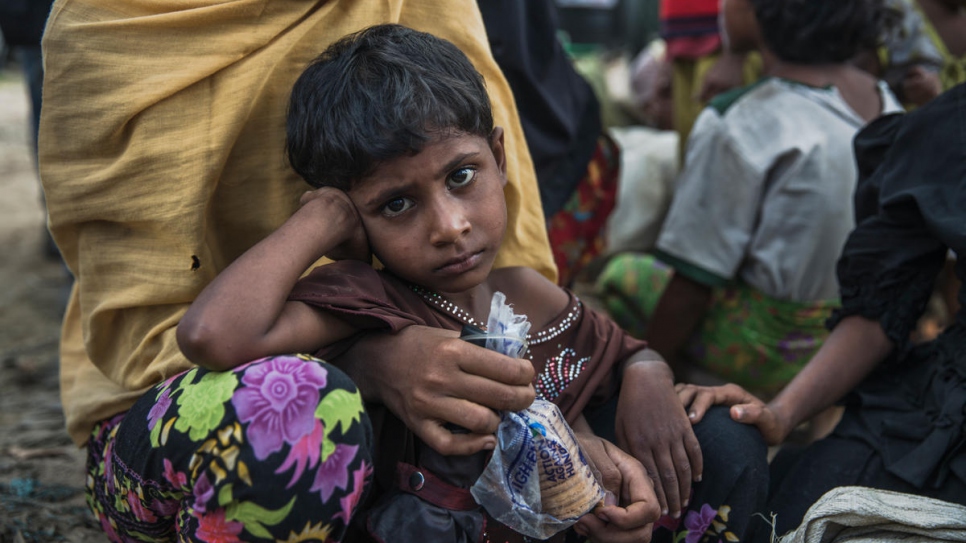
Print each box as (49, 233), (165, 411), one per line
(489, 127), (507, 186)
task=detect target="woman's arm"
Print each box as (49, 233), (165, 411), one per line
(750, 314), (894, 441)
(677, 314), (895, 445)
(177, 189), (367, 371)
(615, 353), (702, 521)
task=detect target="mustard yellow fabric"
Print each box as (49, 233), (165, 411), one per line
(39, 0), (556, 446)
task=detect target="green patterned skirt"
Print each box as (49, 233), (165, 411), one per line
(596, 253), (837, 396)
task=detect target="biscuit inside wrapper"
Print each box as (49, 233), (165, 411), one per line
(468, 293), (606, 539)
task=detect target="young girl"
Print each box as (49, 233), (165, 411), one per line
(597, 0), (903, 400)
(177, 24), (663, 543)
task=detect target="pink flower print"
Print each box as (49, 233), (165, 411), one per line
(193, 472), (215, 514)
(125, 490), (158, 523)
(159, 370), (185, 390)
(310, 443), (359, 502)
(195, 508), (243, 543)
(232, 356), (328, 460)
(147, 388), (172, 431)
(104, 445), (116, 494)
(163, 458), (188, 489)
(99, 513), (120, 542)
(151, 497), (180, 517)
(277, 419), (323, 488)
(684, 504), (718, 543)
(334, 461), (371, 525)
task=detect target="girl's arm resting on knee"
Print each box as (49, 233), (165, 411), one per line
(177, 189), (366, 371)
(615, 357), (701, 520)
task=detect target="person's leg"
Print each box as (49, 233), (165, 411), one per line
(759, 429), (966, 541)
(85, 355), (373, 542)
(756, 434), (880, 541)
(652, 406), (769, 543)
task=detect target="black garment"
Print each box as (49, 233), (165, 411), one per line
(477, 0), (601, 218)
(762, 82), (966, 538)
(0, 0), (54, 46)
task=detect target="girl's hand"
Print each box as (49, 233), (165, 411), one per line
(615, 361), (701, 521)
(299, 188), (371, 263)
(573, 434), (660, 543)
(674, 383), (788, 446)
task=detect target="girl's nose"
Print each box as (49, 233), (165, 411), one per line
(428, 200), (471, 245)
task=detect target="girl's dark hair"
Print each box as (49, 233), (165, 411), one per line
(286, 24), (494, 190)
(748, 0), (897, 64)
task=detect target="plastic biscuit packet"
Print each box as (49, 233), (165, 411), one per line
(467, 292), (606, 539)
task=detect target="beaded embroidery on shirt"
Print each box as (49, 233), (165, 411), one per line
(409, 285), (489, 329)
(536, 348), (591, 403)
(408, 284), (582, 345)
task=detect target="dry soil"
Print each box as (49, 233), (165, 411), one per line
(0, 65), (104, 542)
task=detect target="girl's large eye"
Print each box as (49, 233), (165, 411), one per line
(448, 167), (477, 189)
(382, 197), (414, 217)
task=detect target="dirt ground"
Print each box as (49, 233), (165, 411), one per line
(0, 66), (104, 541)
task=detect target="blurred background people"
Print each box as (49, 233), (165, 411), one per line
(595, 0), (902, 406)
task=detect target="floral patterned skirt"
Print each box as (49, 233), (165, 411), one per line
(85, 355), (373, 542)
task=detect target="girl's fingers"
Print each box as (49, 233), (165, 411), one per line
(683, 426), (703, 483)
(654, 448), (682, 519)
(639, 454), (668, 516)
(670, 440), (694, 510)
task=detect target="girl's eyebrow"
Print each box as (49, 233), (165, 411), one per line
(365, 182), (414, 208)
(435, 151), (478, 178)
(364, 151), (481, 208)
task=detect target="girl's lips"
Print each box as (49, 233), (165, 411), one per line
(436, 251), (483, 275)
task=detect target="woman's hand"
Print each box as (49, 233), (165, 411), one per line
(573, 433), (660, 542)
(299, 188), (371, 263)
(615, 360), (702, 521)
(674, 383), (789, 446)
(336, 325), (536, 455)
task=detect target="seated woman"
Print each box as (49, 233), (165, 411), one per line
(679, 81), (966, 540)
(596, 0), (902, 398)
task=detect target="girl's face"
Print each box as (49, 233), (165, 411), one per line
(720, 0), (760, 53)
(347, 129), (508, 298)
